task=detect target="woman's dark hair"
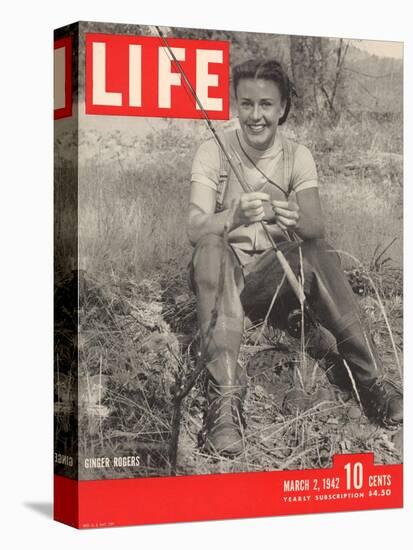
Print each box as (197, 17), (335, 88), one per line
(232, 59), (296, 125)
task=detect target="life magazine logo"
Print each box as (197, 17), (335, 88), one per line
(85, 33), (230, 119)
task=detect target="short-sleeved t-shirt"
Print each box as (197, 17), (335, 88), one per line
(190, 124), (318, 252)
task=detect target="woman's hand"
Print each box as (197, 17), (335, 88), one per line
(271, 199), (300, 231)
(233, 192), (270, 227)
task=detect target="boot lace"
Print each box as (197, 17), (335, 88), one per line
(204, 381), (246, 433)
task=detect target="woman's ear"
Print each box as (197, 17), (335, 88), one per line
(278, 99), (289, 125)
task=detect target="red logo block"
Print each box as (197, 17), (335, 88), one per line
(85, 33), (230, 120)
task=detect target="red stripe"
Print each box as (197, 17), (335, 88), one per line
(54, 453), (402, 529)
(54, 37), (72, 120)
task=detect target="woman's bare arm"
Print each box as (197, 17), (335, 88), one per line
(187, 181), (270, 246)
(271, 187), (325, 240)
(295, 187), (325, 240)
(187, 183), (228, 246)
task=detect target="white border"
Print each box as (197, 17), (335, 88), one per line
(1, 0), (410, 547)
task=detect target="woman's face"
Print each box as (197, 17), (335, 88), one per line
(235, 78), (286, 150)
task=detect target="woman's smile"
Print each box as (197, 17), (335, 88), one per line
(246, 123), (266, 133)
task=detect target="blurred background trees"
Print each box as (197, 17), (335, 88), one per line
(170, 25), (402, 128)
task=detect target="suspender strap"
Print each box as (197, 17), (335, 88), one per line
(281, 137), (295, 196)
(215, 133), (231, 213)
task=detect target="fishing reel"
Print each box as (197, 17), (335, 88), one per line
(286, 308), (312, 339)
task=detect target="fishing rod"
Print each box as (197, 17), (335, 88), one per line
(154, 26), (317, 324)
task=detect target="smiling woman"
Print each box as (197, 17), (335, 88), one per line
(186, 58), (403, 458)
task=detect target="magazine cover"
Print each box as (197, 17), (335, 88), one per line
(54, 21), (403, 528)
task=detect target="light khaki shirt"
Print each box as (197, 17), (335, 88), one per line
(191, 125), (318, 252)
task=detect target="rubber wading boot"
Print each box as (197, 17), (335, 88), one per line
(287, 310), (403, 426)
(357, 377), (403, 428)
(331, 322), (403, 427)
(287, 311), (354, 397)
(190, 234), (248, 457)
(202, 367), (247, 457)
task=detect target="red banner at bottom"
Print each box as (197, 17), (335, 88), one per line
(54, 453), (402, 529)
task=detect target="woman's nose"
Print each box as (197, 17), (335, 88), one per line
(251, 104), (262, 121)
